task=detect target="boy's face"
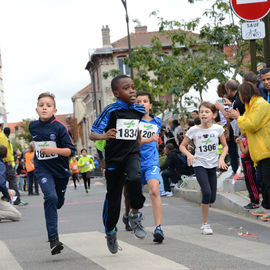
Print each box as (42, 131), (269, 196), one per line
(81, 150), (87, 156)
(261, 72), (270, 91)
(113, 78), (136, 103)
(36, 97), (57, 121)
(136, 95), (152, 114)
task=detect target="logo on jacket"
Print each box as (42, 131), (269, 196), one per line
(41, 177), (47, 184)
(50, 134), (56, 141)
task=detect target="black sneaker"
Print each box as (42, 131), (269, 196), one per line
(50, 237), (64, 255)
(153, 225), (164, 243)
(105, 232), (119, 254)
(122, 215), (132, 231)
(244, 202), (259, 210)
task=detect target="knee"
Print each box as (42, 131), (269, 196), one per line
(149, 188), (159, 198)
(202, 191), (211, 204)
(45, 193), (58, 205)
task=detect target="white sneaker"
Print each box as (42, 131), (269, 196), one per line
(201, 223), (213, 235)
(160, 191), (166, 197)
(165, 191), (173, 197)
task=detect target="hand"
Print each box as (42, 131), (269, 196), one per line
(104, 128), (117, 140)
(218, 158), (228, 171)
(227, 108), (240, 119)
(8, 189), (15, 200)
(150, 134), (159, 143)
(40, 147), (56, 156)
(187, 154), (196, 166)
(215, 101), (223, 111)
(235, 137), (242, 144)
(223, 97), (232, 107)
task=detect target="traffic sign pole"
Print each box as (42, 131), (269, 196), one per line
(250, 40), (257, 72)
(263, 14), (270, 67)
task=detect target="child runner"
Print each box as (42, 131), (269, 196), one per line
(78, 149), (95, 194)
(180, 102), (228, 235)
(29, 92), (76, 255)
(235, 135), (260, 209)
(69, 156), (80, 190)
(136, 92), (164, 243)
(90, 75), (146, 254)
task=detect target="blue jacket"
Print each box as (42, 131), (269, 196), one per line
(29, 115), (76, 178)
(0, 159), (9, 199)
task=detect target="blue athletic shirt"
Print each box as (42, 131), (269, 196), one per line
(91, 99), (145, 168)
(29, 115), (76, 178)
(139, 115), (161, 169)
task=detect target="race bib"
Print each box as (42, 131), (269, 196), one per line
(139, 122), (158, 139)
(34, 141), (58, 160)
(116, 119), (139, 140)
(72, 165), (78, 170)
(84, 161), (89, 167)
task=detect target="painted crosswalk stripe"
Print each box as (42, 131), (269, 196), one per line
(0, 240), (23, 270)
(159, 225), (270, 266)
(61, 231), (189, 270)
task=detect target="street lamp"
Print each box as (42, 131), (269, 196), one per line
(121, 0), (134, 79)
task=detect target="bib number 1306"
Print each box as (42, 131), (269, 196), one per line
(116, 119), (139, 140)
(199, 144), (216, 152)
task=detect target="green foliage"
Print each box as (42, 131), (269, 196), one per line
(16, 119), (33, 143)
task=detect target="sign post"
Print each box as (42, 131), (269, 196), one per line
(230, 0), (270, 70)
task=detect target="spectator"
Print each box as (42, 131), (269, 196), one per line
(172, 119), (182, 146)
(236, 82), (270, 214)
(160, 143), (193, 197)
(0, 145), (21, 222)
(259, 68), (270, 102)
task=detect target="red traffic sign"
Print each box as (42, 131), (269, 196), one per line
(230, 0), (270, 21)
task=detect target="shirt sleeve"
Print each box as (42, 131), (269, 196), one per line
(217, 125), (225, 137)
(185, 127), (194, 140)
(91, 106), (113, 134)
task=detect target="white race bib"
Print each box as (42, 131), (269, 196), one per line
(139, 122), (158, 139)
(116, 119), (139, 140)
(72, 165), (78, 170)
(34, 141), (58, 160)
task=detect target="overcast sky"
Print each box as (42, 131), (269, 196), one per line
(0, 0), (220, 123)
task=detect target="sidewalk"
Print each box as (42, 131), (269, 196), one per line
(172, 168), (264, 219)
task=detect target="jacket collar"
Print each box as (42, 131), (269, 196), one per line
(116, 99), (136, 109)
(39, 115), (55, 124)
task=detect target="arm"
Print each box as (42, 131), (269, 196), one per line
(140, 134), (159, 146)
(218, 133), (228, 170)
(235, 138), (249, 156)
(90, 129), (117, 141)
(89, 158), (95, 169)
(179, 136), (196, 166)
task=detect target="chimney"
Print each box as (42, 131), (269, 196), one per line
(102, 25), (111, 47)
(135, 25), (147, 34)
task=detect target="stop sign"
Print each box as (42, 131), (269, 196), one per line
(230, 0), (270, 21)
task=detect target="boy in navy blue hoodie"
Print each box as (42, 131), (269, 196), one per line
(29, 92), (76, 255)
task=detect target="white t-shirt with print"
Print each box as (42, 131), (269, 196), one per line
(186, 124), (224, 169)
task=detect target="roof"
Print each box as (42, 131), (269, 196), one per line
(55, 113), (73, 125)
(112, 30), (172, 48)
(7, 122), (25, 133)
(72, 84), (91, 100)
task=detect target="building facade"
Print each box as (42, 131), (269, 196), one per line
(0, 51), (7, 124)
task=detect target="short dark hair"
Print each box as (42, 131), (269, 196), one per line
(172, 119), (179, 126)
(3, 127), (10, 137)
(192, 110), (199, 114)
(165, 143), (175, 151)
(199, 101), (218, 114)
(111, 75), (130, 91)
(38, 92), (56, 107)
(238, 82), (261, 104)
(136, 91), (152, 103)
(81, 148), (87, 153)
(194, 117), (201, 125)
(260, 68), (270, 76)
(243, 71), (257, 84)
(0, 145), (7, 159)
(225, 80), (239, 92)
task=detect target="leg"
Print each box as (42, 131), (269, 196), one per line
(6, 164), (21, 203)
(37, 173), (59, 241)
(34, 174), (39, 195)
(72, 174), (77, 189)
(81, 173), (88, 192)
(161, 171), (172, 192)
(148, 179), (162, 226)
(27, 171), (34, 195)
(103, 168), (125, 233)
(54, 177), (69, 210)
(122, 183), (132, 231)
(227, 129), (239, 174)
(259, 158), (270, 209)
(0, 199), (21, 221)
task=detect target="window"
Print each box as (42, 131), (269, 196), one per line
(118, 57), (130, 75)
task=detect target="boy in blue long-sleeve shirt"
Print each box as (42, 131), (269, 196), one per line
(0, 145), (21, 222)
(29, 92), (76, 255)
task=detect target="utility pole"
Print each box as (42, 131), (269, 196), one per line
(121, 0), (134, 79)
(263, 14), (270, 67)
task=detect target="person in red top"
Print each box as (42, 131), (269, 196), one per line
(236, 135), (260, 210)
(69, 156), (80, 189)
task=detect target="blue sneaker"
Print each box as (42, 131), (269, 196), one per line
(153, 225), (164, 243)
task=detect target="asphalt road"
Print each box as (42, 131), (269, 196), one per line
(1, 177), (270, 270)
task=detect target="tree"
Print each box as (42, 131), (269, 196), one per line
(16, 119), (33, 143)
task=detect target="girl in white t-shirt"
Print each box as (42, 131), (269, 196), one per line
(180, 102), (228, 235)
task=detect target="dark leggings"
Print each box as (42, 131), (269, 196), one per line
(194, 166), (217, 204)
(82, 172), (91, 190)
